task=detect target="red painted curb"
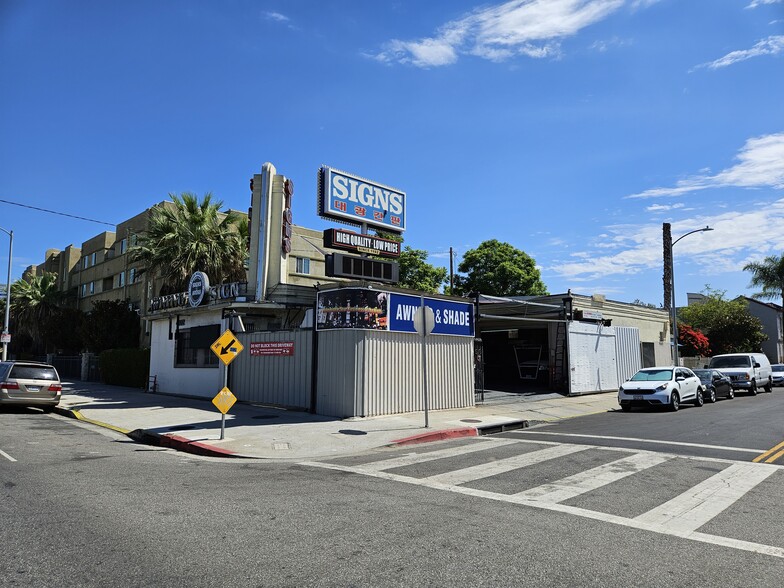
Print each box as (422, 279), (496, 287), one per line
(160, 433), (239, 457)
(391, 427), (478, 446)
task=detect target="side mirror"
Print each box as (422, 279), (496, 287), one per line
(676, 376), (684, 382)
(753, 362), (760, 368)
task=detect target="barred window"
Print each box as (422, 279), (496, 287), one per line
(174, 326), (220, 368)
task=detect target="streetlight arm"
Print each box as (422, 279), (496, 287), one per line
(672, 226), (713, 247)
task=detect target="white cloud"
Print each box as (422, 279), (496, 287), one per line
(694, 35), (784, 70)
(746, 0), (783, 8)
(645, 203), (685, 212)
(626, 132), (784, 199)
(374, 0), (633, 67)
(265, 12), (290, 23)
(549, 199), (784, 280)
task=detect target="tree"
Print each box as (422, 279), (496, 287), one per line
(80, 300), (141, 352)
(677, 323), (710, 357)
(9, 272), (67, 354)
(397, 247), (447, 293)
(453, 240), (548, 297)
(678, 287), (765, 355)
(744, 254), (784, 355)
(129, 193), (247, 294)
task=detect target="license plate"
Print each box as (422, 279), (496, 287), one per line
(633, 395), (643, 400)
(27, 386), (41, 392)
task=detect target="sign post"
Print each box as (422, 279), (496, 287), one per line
(413, 296), (435, 428)
(210, 329), (244, 440)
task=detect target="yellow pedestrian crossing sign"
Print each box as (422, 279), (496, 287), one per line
(211, 329), (244, 365)
(212, 387), (237, 414)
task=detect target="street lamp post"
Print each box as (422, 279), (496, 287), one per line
(0, 226), (12, 361)
(670, 226), (713, 366)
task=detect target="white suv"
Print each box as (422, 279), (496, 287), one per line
(618, 367), (703, 412)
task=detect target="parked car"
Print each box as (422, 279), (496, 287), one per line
(693, 369), (734, 402)
(0, 361), (62, 411)
(618, 367), (703, 412)
(707, 353), (773, 394)
(772, 364), (784, 387)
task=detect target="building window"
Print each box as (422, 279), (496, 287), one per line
(120, 238), (127, 254)
(118, 272), (125, 287)
(91, 252), (97, 266)
(83, 255), (90, 269)
(81, 284), (87, 297)
(296, 257), (310, 274)
(129, 268), (136, 283)
(89, 281), (95, 295)
(174, 325), (220, 368)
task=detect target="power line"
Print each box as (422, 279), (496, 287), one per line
(0, 198), (115, 226)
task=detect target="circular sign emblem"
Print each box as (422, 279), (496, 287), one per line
(188, 271), (210, 308)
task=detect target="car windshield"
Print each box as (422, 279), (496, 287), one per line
(8, 365), (58, 380)
(710, 356), (751, 368)
(693, 370), (711, 378)
(773, 365), (784, 373)
(630, 369), (672, 381)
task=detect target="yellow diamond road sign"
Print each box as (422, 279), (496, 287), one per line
(211, 329), (244, 365)
(212, 387), (237, 414)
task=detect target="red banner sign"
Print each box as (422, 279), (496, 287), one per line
(250, 342), (295, 356)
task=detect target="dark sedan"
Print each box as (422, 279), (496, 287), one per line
(693, 369), (734, 402)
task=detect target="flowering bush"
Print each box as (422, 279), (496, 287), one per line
(678, 323), (711, 357)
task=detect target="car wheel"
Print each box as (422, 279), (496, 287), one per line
(707, 387), (716, 403)
(621, 404), (632, 412)
(669, 392), (680, 412)
(694, 390), (704, 407)
(749, 381), (758, 396)
(764, 379), (772, 393)
(727, 388), (734, 399)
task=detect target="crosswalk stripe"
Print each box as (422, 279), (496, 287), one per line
(355, 438), (521, 472)
(634, 462), (779, 532)
(425, 443), (589, 486)
(516, 452), (673, 503)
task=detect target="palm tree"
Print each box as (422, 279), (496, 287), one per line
(744, 254), (784, 359)
(10, 272), (66, 353)
(129, 193), (248, 294)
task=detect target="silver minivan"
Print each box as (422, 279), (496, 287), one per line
(707, 353), (773, 395)
(0, 361), (62, 410)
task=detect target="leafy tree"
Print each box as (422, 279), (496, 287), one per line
(453, 239), (548, 297)
(678, 287), (765, 355)
(129, 193), (247, 294)
(80, 300), (141, 352)
(744, 254), (784, 352)
(677, 323), (710, 357)
(45, 306), (84, 353)
(398, 247), (447, 293)
(373, 231), (447, 294)
(10, 272), (66, 353)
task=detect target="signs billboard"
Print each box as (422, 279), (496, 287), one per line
(316, 288), (473, 337)
(318, 166), (406, 233)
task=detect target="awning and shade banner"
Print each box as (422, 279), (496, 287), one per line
(317, 287), (474, 337)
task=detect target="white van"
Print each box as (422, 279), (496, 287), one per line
(707, 353), (773, 395)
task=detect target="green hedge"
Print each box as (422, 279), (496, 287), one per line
(99, 348), (151, 388)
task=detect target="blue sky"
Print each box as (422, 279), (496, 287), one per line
(1, 0), (782, 307)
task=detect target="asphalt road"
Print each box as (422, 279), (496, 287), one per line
(2, 405), (783, 587)
(512, 386), (784, 462)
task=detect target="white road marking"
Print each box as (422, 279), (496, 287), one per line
(355, 438), (521, 472)
(635, 462), (779, 532)
(426, 444), (589, 486)
(515, 431), (765, 454)
(300, 440), (784, 560)
(0, 448), (17, 462)
(516, 452), (673, 503)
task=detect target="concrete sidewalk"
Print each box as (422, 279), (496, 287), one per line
(53, 380), (621, 460)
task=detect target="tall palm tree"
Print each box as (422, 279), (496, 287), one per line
(744, 254), (784, 359)
(129, 193), (248, 294)
(10, 272), (66, 353)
